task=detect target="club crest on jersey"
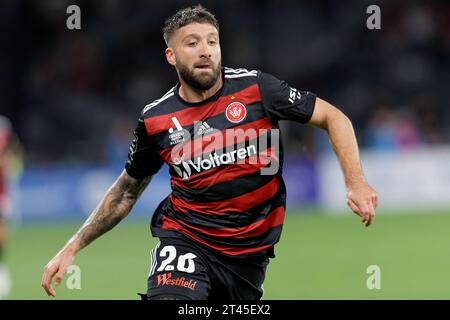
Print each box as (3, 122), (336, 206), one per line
(225, 102), (247, 123)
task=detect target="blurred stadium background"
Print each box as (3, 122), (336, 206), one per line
(1, 0), (450, 299)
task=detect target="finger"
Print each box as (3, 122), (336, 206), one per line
(47, 285), (56, 297)
(42, 266), (57, 297)
(364, 203), (376, 227)
(347, 198), (366, 223)
(353, 198), (373, 225)
(43, 274), (57, 297)
(55, 263), (68, 287)
(346, 198), (360, 214)
(372, 194), (378, 209)
(41, 266), (52, 292)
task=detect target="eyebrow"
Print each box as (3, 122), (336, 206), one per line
(183, 32), (218, 41)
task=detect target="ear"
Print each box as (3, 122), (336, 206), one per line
(165, 47), (176, 66)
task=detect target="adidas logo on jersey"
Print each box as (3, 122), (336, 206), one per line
(194, 121), (214, 136)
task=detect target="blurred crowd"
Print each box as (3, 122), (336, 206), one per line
(1, 0), (449, 166)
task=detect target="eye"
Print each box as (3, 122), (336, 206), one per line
(188, 42), (197, 47)
(209, 40), (217, 45)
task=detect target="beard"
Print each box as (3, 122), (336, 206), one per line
(177, 59), (222, 91)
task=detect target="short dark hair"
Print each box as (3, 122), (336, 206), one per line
(163, 4), (219, 45)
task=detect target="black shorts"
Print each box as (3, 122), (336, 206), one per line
(145, 234), (272, 300)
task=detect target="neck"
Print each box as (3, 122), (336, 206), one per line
(178, 72), (223, 103)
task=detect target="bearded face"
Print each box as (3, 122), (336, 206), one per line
(176, 57), (222, 91)
(166, 23), (222, 92)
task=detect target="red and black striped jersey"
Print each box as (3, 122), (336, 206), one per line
(125, 67), (316, 256)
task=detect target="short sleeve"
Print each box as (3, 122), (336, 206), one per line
(258, 72), (316, 123)
(125, 117), (164, 179)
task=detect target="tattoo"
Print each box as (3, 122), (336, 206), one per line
(74, 170), (151, 250)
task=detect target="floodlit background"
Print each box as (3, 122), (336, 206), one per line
(1, 0), (450, 299)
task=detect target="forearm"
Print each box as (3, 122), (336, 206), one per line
(311, 98), (366, 188)
(327, 112), (365, 188)
(63, 170), (151, 254)
(309, 98), (377, 226)
(42, 170), (152, 297)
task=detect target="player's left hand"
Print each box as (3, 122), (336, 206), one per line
(346, 182), (378, 227)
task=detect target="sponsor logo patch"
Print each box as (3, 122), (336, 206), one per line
(172, 144), (257, 180)
(156, 272), (197, 291)
(168, 117), (187, 145)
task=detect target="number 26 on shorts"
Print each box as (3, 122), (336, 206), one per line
(156, 245), (197, 273)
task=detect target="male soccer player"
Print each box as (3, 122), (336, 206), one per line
(42, 5), (378, 300)
(0, 115), (23, 299)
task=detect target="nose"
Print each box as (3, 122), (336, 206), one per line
(199, 40), (212, 59)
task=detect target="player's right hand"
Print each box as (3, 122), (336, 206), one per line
(346, 181), (378, 227)
(41, 249), (76, 297)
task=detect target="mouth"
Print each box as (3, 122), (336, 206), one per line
(195, 64), (212, 70)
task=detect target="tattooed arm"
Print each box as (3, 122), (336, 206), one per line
(41, 170), (152, 297)
(75, 170), (151, 250)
